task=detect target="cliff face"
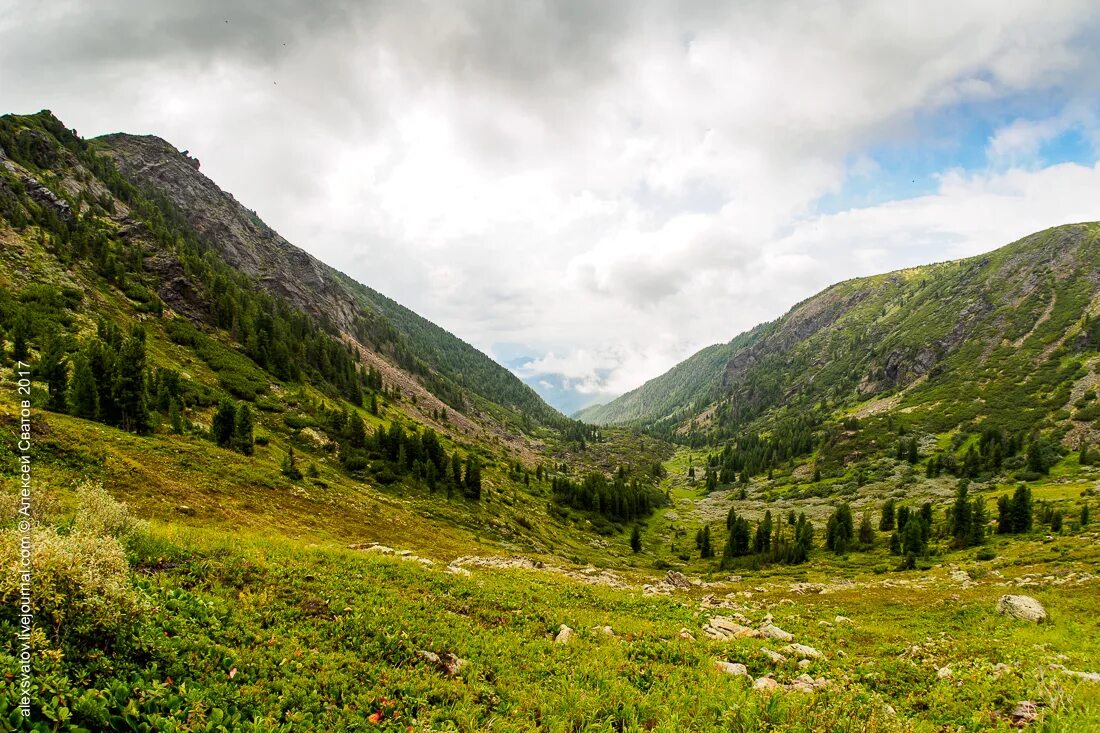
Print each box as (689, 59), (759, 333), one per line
(95, 133), (362, 334)
(93, 131), (561, 428)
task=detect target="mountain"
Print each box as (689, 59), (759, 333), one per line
(3, 110), (1100, 732)
(582, 223), (1100, 444)
(0, 109), (665, 545)
(92, 131), (563, 431)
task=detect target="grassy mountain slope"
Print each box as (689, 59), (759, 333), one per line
(585, 223), (1100, 443)
(1, 109), (1099, 731)
(575, 326), (772, 425)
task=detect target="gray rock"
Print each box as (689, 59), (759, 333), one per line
(714, 661), (750, 678)
(997, 594), (1048, 623)
(781, 643), (822, 660)
(554, 624), (574, 644)
(760, 624), (794, 642)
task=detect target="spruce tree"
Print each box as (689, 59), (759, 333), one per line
(1050, 511), (1063, 533)
(281, 447), (303, 480)
(1082, 502), (1090, 527)
(879, 499), (896, 531)
(212, 398), (237, 447)
(630, 525), (642, 554)
(825, 503), (854, 554)
(951, 480), (972, 546)
(169, 399), (184, 435)
(967, 497), (987, 546)
(858, 510), (875, 547)
(1009, 484), (1033, 533)
(234, 403), (254, 455)
(36, 336), (69, 412)
(69, 353), (98, 419)
(114, 332), (151, 433)
(700, 525), (713, 558)
(11, 315), (29, 361)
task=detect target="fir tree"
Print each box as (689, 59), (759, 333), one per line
(825, 503), (854, 554)
(169, 399), (184, 435)
(700, 524), (713, 558)
(36, 336), (69, 412)
(630, 525), (642, 554)
(1082, 502), (1090, 528)
(858, 510), (875, 547)
(879, 499), (896, 531)
(114, 331), (151, 433)
(69, 352), (98, 419)
(234, 403), (254, 455)
(212, 398), (237, 447)
(951, 479), (972, 546)
(281, 447), (303, 480)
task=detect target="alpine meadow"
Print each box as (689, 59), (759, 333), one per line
(3, 5), (1100, 733)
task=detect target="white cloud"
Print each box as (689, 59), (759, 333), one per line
(2, 1), (1099, 408)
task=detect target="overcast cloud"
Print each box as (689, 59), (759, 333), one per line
(3, 0), (1100, 412)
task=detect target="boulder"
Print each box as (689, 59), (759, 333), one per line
(678, 628), (696, 641)
(714, 661), (750, 678)
(781, 643), (822, 660)
(997, 595), (1048, 623)
(759, 648), (786, 664)
(753, 676), (780, 692)
(704, 616), (762, 640)
(554, 624), (574, 644)
(760, 624), (794, 642)
(936, 666), (952, 679)
(665, 570), (694, 589)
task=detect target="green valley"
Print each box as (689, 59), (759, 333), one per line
(1, 110), (1099, 732)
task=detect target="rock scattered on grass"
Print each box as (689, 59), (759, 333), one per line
(678, 628), (695, 641)
(417, 650), (467, 677)
(781, 643), (822, 660)
(714, 661), (750, 677)
(936, 666), (952, 679)
(759, 648), (786, 665)
(704, 616), (761, 640)
(760, 624), (794, 642)
(554, 624), (574, 644)
(997, 594), (1048, 623)
(753, 676), (780, 692)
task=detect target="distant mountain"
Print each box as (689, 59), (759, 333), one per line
(582, 223), (1100, 445)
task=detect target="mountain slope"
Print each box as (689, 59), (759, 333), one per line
(93, 132), (562, 430)
(585, 223), (1100, 443)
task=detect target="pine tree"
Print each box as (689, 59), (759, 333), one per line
(234, 403), (254, 455)
(11, 315), (29, 361)
(754, 511), (773, 553)
(464, 456), (482, 500)
(1050, 511), (1063, 533)
(36, 336), (69, 412)
(996, 495), (1012, 534)
(169, 399), (184, 435)
(825, 503), (854, 554)
(1082, 502), (1090, 528)
(630, 525), (642, 554)
(281, 447), (303, 480)
(114, 331), (151, 433)
(967, 497), (987, 546)
(69, 353), (98, 419)
(858, 510), (875, 547)
(212, 398), (237, 447)
(879, 499), (896, 531)
(700, 525), (713, 558)
(1009, 484), (1033, 533)
(951, 479), (972, 546)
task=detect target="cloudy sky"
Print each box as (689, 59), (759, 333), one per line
(3, 1), (1100, 413)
